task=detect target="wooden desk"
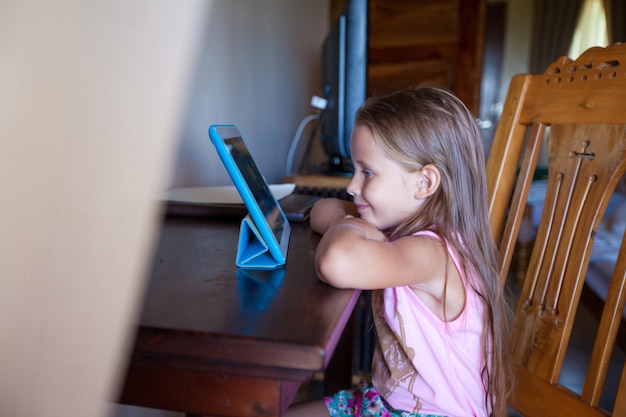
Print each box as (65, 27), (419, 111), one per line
(118, 214), (360, 417)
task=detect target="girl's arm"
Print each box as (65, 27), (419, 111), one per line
(309, 198), (359, 234)
(315, 216), (449, 291)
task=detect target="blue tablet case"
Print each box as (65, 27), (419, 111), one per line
(237, 214), (284, 269)
(209, 125), (290, 269)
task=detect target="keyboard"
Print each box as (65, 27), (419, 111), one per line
(294, 185), (352, 201)
(283, 175), (352, 202)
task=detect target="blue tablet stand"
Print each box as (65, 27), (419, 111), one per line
(236, 214), (285, 269)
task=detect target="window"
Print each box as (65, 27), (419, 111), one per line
(568, 0), (609, 58)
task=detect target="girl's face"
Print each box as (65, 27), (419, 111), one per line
(347, 125), (425, 230)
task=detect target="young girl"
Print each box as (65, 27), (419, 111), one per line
(286, 87), (512, 417)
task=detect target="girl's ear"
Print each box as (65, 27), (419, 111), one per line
(415, 164), (441, 199)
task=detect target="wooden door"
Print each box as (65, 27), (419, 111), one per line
(331, 0), (486, 114)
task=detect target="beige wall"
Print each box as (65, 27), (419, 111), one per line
(0, 2), (205, 417)
(500, 0), (535, 103)
(168, 0), (328, 188)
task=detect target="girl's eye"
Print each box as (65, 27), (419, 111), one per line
(362, 169), (373, 178)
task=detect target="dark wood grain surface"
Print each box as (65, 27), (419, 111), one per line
(119, 214), (360, 416)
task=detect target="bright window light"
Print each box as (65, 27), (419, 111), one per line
(568, 0), (609, 58)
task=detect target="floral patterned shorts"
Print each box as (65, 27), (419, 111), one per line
(323, 379), (445, 417)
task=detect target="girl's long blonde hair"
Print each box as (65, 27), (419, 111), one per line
(355, 86), (513, 417)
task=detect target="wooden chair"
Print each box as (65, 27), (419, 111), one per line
(486, 43), (626, 416)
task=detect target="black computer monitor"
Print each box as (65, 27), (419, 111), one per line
(319, 0), (368, 175)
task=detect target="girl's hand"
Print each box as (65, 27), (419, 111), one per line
(310, 198), (359, 234)
(334, 215), (387, 242)
(315, 215), (450, 291)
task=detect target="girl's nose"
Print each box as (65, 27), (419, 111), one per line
(346, 176), (358, 197)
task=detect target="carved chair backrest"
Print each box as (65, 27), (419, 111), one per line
(486, 43), (626, 416)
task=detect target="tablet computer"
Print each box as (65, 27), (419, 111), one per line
(209, 124), (290, 266)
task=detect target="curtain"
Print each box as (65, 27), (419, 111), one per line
(529, 0), (586, 73)
(605, 0), (626, 43)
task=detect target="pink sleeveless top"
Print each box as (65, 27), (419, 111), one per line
(370, 230), (488, 417)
